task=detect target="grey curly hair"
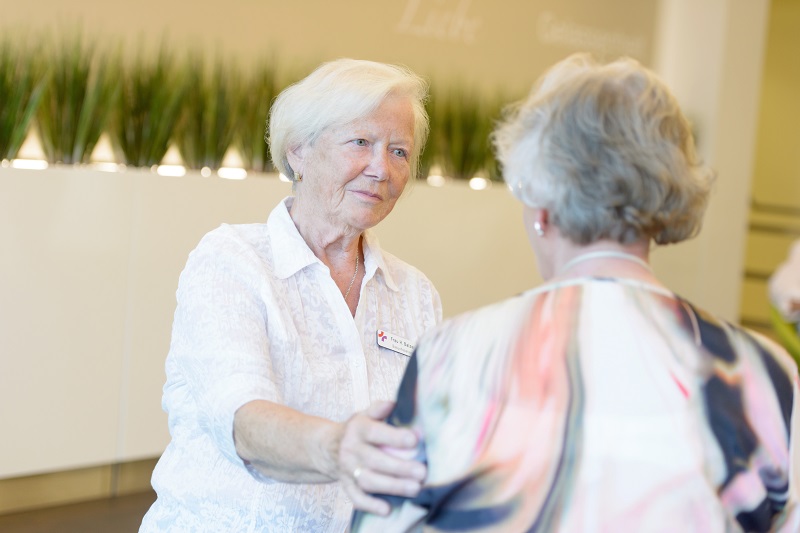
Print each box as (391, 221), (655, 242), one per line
(493, 53), (715, 245)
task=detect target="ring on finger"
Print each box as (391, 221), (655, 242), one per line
(353, 466), (364, 483)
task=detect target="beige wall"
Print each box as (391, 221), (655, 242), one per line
(740, 0), (800, 329)
(752, 0), (800, 208)
(0, 0), (779, 505)
(2, 0), (657, 95)
(0, 167), (537, 479)
(651, 0), (770, 322)
(0, 0), (663, 490)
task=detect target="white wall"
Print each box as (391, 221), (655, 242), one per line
(0, 0), (659, 97)
(651, 0), (770, 322)
(0, 0), (773, 478)
(0, 167), (537, 478)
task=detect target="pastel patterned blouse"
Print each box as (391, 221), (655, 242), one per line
(140, 197), (441, 532)
(352, 277), (800, 532)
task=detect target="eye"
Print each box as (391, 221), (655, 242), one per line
(353, 139), (368, 146)
(393, 148), (408, 158)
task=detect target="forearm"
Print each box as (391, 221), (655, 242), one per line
(233, 399), (342, 483)
(234, 399), (427, 514)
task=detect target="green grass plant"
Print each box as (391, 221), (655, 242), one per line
(0, 38), (47, 161)
(436, 86), (503, 181)
(236, 61), (280, 173)
(2, 32), (510, 181)
(36, 33), (120, 164)
(112, 48), (187, 168)
(175, 55), (240, 170)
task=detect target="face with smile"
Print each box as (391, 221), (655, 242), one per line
(288, 94), (415, 234)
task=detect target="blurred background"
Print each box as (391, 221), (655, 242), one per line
(1, 0), (798, 530)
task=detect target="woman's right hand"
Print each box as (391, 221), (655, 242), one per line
(331, 401), (426, 516)
(235, 398), (426, 514)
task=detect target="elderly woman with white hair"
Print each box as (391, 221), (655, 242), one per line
(352, 54), (800, 532)
(140, 58), (441, 531)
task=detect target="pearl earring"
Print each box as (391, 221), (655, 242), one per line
(534, 221), (545, 237)
(294, 172), (303, 182)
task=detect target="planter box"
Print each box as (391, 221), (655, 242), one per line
(0, 165), (745, 478)
(0, 167), (539, 478)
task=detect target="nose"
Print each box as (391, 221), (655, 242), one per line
(366, 149), (390, 181)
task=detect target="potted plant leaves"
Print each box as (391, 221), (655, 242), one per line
(36, 32), (120, 165)
(0, 36), (48, 161)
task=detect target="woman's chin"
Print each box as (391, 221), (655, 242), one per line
(349, 209), (392, 231)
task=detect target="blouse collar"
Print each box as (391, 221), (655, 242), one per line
(267, 196), (399, 291)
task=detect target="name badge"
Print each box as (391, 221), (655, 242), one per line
(376, 329), (415, 357)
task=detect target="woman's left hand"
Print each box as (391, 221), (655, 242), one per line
(333, 401), (426, 516)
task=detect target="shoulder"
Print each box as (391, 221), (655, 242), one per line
(376, 249), (442, 322)
(693, 302), (795, 368)
(687, 301), (798, 400)
(379, 248), (436, 289)
(178, 223), (273, 292)
(416, 290), (541, 363)
(373, 248), (442, 322)
(187, 223), (272, 269)
(407, 292), (547, 445)
(740, 326), (799, 380)
(194, 223), (270, 256)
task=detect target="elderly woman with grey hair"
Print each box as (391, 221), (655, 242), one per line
(140, 58), (441, 531)
(353, 54), (800, 532)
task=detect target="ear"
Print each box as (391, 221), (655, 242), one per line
(286, 144), (305, 177)
(535, 208), (550, 232)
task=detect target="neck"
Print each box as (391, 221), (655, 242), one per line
(552, 242), (655, 281)
(289, 197), (361, 264)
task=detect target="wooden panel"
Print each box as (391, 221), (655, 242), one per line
(116, 458), (158, 496)
(743, 230), (796, 273)
(740, 277), (772, 325)
(0, 464), (112, 514)
(0, 458), (157, 515)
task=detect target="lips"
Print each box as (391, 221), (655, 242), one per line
(351, 189), (384, 201)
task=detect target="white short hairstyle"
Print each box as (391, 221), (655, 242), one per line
(493, 53), (715, 245)
(268, 58), (429, 183)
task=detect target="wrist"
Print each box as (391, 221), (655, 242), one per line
(309, 418), (342, 481)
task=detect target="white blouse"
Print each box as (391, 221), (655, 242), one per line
(140, 197), (442, 532)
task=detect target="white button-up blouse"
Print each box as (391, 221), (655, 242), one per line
(140, 197), (442, 532)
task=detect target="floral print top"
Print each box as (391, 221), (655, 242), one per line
(353, 277), (800, 533)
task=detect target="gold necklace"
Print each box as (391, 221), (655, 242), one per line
(344, 252), (359, 301)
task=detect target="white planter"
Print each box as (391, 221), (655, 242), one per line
(0, 164), (745, 478)
(0, 167), (539, 477)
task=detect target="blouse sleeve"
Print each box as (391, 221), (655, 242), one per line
(431, 282), (443, 326)
(788, 377), (800, 521)
(769, 343), (800, 531)
(740, 330), (800, 529)
(166, 226), (281, 469)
